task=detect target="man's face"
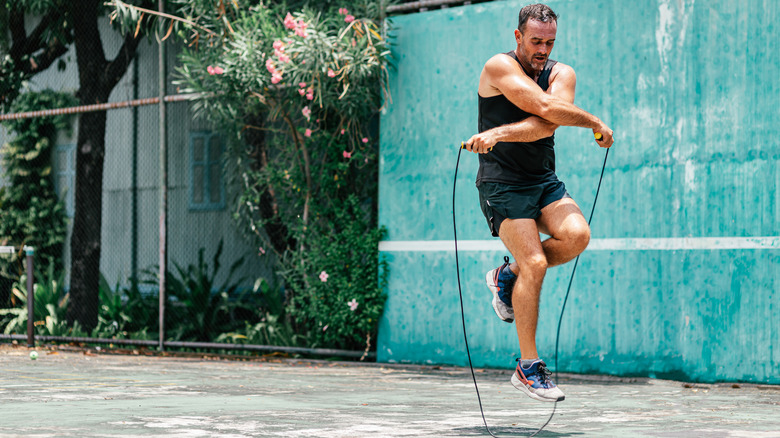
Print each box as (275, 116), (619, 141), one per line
(514, 19), (557, 74)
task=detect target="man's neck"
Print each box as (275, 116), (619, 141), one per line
(514, 49), (541, 80)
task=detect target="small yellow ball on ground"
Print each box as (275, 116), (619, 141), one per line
(30, 351), (38, 360)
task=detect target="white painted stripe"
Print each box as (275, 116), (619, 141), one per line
(378, 237), (780, 252)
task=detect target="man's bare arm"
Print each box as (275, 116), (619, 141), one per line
(464, 117), (557, 153)
(465, 64), (578, 154)
(485, 55), (613, 146)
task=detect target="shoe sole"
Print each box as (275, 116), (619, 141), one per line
(510, 373), (565, 402)
(485, 270), (514, 323)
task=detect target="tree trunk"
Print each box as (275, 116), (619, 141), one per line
(66, 0), (140, 331)
(67, 110), (106, 330)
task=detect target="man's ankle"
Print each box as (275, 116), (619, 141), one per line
(520, 358), (539, 369)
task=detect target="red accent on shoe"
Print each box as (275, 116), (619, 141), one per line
(515, 366), (532, 386)
(493, 269), (501, 293)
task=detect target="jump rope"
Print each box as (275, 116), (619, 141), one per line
(452, 138), (609, 437)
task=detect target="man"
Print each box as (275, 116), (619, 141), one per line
(463, 3), (614, 403)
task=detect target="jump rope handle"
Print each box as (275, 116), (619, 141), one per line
(460, 141), (493, 151)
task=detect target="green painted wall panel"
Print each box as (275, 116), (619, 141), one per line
(378, 0), (779, 383)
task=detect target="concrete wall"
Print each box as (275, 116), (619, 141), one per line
(377, 0), (779, 383)
(1, 17), (269, 291)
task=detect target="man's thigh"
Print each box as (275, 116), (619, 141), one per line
(498, 218), (544, 260)
(535, 197), (587, 238)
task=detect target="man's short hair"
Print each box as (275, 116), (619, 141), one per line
(518, 3), (558, 32)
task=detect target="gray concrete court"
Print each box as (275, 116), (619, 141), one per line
(1, 344), (779, 437)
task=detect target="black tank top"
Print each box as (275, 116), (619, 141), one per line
(476, 52), (558, 186)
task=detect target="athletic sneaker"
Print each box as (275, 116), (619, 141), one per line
(485, 256), (516, 323)
(510, 359), (565, 402)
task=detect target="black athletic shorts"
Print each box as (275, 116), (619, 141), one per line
(477, 177), (570, 237)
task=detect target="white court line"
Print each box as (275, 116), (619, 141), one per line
(378, 237), (780, 252)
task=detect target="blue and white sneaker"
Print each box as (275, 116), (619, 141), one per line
(485, 256), (516, 323)
(510, 359), (565, 402)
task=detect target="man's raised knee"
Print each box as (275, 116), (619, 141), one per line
(571, 224), (591, 253)
(521, 253), (548, 277)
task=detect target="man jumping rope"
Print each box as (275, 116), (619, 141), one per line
(463, 3), (614, 402)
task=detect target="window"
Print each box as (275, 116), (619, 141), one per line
(189, 132), (225, 210)
(54, 143), (76, 217)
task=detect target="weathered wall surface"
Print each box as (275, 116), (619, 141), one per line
(377, 0), (779, 383)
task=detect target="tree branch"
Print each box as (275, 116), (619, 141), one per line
(8, 9), (28, 60)
(7, 9), (70, 76)
(26, 37), (69, 74)
(110, 0), (219, 38)
(23, 12), (58, 56)
(104, 31), (141, 90)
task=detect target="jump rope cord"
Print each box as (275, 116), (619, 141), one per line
(453, 145), (609, 437)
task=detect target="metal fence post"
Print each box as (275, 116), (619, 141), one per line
(25, 246), (34, 347)
(157, 0), (168, 352)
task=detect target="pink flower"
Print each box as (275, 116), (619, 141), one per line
(348, 299), (358, 311)
(305, 129), (312, 137)
(340, 129), (345, 135)
(298, 88), (306, 96)
(306, 89), (314, 100)
(265, 59), (277, 74)
(273, 40), (284, 50)
(258, 247), (266, 256)
(344, 15), (355, 23)
(271, 72), (283, 84)
(278, 53), (290, 63)
(299, 82), (307, 88)
(362, 137), (369, 143)
(319, 271), (329, 282)
(284, 13), (296, 29)
(207, 65), (224, 75)
(338, 7), (348, 15)
(342, 150), (352, 158)
(322, 325), (329, 332)
(302, 106), (311, 120)
(327, 68), (336, 78)
(294, 20), (308, 38)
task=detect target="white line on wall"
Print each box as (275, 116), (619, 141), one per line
(378, 237), (780, 252)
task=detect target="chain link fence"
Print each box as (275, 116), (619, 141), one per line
(0, 33), (287, 354)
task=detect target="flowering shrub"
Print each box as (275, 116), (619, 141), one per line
(286, 195), (387, 351)
(110, 1), (391, 353)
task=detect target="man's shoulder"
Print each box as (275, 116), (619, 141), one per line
(485, 52), (515, 66)
(483, 52), (521, 76)
(551, 61), (574, 74)
(549, 61), (576, 82)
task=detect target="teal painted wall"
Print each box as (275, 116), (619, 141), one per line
(377, 0), (779, 383)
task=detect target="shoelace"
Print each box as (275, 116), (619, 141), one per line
(536, 362), (553, 386)
(498, 256), (517, 297)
